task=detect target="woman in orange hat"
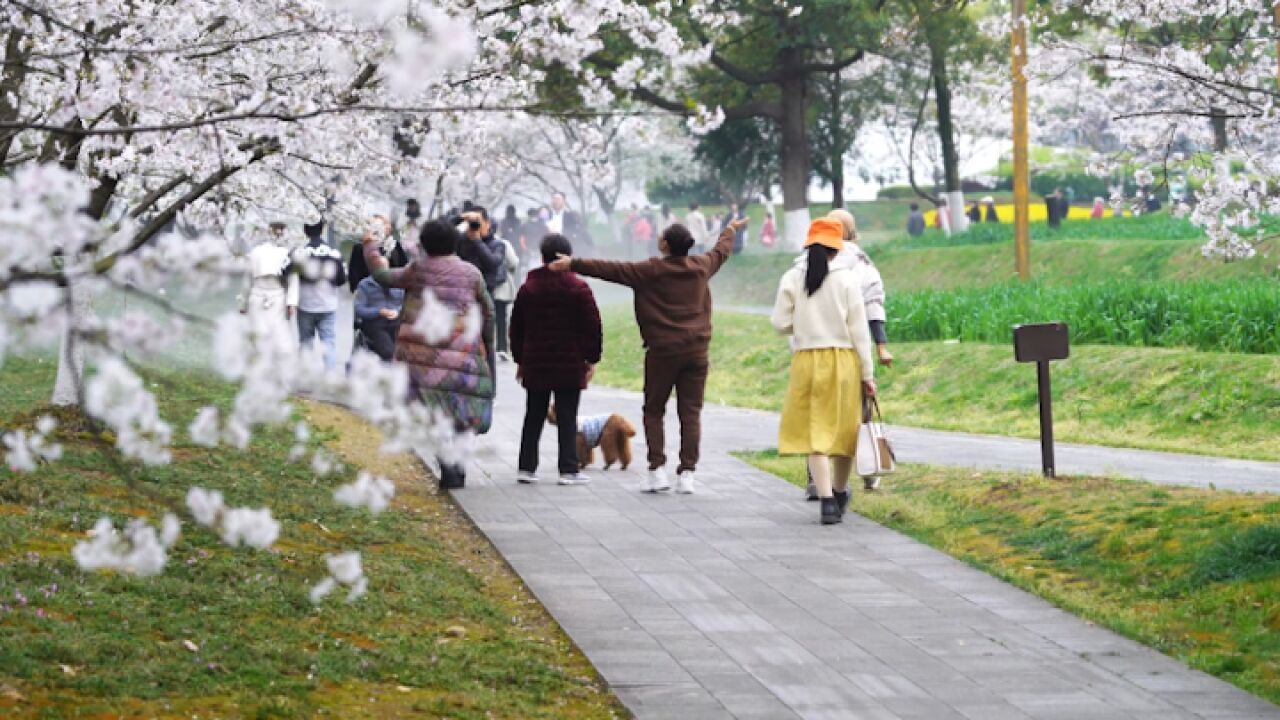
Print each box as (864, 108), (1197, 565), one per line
(770, 218), (877, 525)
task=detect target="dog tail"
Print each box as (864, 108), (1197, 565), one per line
(616, 415), (637, 437)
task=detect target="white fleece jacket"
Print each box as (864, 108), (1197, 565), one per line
(791, 243), (885, 323)
(771, 255), (875, 381)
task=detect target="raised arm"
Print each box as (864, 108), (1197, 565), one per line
(362, 222), (410, 289)
(567, 257), (653, 287)
(703, 217), (746, 277)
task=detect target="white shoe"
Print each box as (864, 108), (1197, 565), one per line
(675, 470), (696, 494)
(517, 471), (538, 484)
(863, 476), (881, 491)
(644, 468), (671, 493)
(558, 472), (591, 486)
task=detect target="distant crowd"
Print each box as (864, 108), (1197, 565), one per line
(619, 201), (773, 257)
(904, 186), (1165, 237)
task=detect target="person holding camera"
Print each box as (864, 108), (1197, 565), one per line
(454, 207), (507, 294)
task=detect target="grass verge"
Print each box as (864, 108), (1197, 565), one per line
(0, 356), (624, 719)
(595, 309), (1280, 462)
(735, 452), (1280, 706)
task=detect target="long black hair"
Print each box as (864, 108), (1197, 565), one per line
(804, 245), (837, 296)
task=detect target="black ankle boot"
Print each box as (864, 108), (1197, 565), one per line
(438, 463), (466, 490)
(833, 490), (850, 518)
(820, 497), (841, 525)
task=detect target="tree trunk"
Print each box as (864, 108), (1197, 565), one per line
(593, 185), (622, 249)
(831, 166), (845, 210)
(52, 284), (89, 407)
(1210, 107), (1229, 152)
(778, 48), (811, 250)
(930, 37), (967, 232)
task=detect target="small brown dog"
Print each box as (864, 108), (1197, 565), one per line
(547, 405), (636, 470)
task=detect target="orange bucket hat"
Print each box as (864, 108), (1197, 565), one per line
(805, 218), (844, 252)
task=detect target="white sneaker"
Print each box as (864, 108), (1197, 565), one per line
(517, 471), (538, 484)
(644, 468), (671, 493)
(863, 476), (881, 491)
(558, 472), (592, 486)
(675, 470), (696, 494)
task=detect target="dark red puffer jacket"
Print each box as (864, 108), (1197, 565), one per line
(509, 268), (602, 391)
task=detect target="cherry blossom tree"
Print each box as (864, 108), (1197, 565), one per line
(1031, 0), (1280, 258)
(0, 0), (687, 590)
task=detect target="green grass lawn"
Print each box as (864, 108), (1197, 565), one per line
(595, 309), (1280, 462)
(0, 357), (624, 719)
(737, 453), (1280, 705)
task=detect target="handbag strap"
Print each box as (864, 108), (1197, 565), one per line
(868, 396), (895, 462)
(869, 396), (886, 425)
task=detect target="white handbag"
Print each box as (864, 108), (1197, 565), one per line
(856, 397), (896, 477)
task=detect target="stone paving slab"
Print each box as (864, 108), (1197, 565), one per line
(433, 369), (1280, 719)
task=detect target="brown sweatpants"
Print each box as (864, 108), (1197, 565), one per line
(643, 351), (709, 473)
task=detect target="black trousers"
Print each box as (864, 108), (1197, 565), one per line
(518, 388), (581, 475)
(362, 318), (398, 361)
(495, 300), (511, 353)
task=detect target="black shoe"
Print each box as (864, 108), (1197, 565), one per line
(438, 464), (466, 490)
(833, 490), (850, 518)
(806, 481), (819, 502)
(820, 497), (841, 525)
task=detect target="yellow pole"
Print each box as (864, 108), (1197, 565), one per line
(1012, 0), (1031, 281)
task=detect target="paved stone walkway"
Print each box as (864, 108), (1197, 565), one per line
(441, 369), (1280, 720)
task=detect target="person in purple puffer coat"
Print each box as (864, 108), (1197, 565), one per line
(509, 233), (602, 486)
(362, 219), (495, 490)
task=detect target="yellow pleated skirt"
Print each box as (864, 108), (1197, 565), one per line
(778, 348), (863, 457)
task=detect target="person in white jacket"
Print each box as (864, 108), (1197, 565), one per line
(493, 235), (521, 362)
(771, 218), (877, 526)
(238, 225), (299, 327)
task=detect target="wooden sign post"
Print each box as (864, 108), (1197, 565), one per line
(1013, 323), (1070, 477)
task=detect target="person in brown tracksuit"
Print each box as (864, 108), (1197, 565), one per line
(548, 217), (746, 495)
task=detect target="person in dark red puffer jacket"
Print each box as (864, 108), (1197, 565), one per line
(510, 233), (603, 485)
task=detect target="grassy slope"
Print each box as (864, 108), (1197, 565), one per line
(594, 308), (1280, 462)
(738, 454), (1280, 706)
(711, 234), (1278, 305)
(0, 357), (623, 719)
